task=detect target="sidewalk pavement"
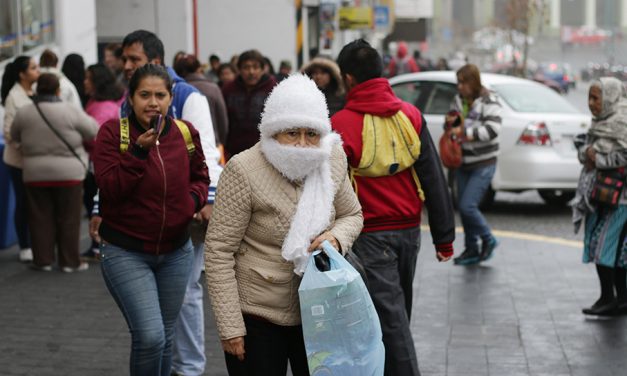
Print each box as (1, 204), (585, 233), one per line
(1, 227), (625, 376)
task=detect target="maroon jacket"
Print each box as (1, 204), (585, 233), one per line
(222, 74), (276, 158)
(93, 115), (210, 254)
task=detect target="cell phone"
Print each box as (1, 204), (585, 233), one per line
(150, 114), (163, 134)
(446, 110), (462, 127)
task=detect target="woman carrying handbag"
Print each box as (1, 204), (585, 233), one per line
(11, 73), (98, 272)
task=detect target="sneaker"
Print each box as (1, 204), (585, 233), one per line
(30, 263), (53, 272)
(61, 262), (89, 273)
(480, 236), (498, 261)
(453, 249), (481, 265)
(19, 248), (33, 263)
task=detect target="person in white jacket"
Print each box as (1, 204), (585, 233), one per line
(1, 55), (40, 263)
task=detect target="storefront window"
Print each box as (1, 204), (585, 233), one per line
(0, 0), (19, 63)
(0, 0), (54, 63)
(21, 0), (55, 52)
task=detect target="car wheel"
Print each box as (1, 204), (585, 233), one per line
(538, 189), (575, 206)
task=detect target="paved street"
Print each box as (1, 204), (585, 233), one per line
(1, 200), (626, 376)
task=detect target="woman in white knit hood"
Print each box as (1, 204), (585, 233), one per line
(205, 74), (363, 375)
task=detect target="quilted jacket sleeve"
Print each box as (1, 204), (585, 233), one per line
(204, 156), (252, 340)
(328, 146), (364, 253)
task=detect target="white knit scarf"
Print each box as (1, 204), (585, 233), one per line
(260, 133), (341, 275)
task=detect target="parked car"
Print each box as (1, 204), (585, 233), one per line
(389, 71), (591, 206)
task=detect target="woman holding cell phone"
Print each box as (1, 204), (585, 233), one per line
(92, 64), (210, 376)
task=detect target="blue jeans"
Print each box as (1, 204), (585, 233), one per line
(100, 239), (194, 376)
(171, 241), (206, 375)
(456, 164), (496, 251)
(352, 226), (421, 376)
(9, 166), (30, 249)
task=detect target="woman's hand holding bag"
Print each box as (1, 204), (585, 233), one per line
(439, 110), (463, 169)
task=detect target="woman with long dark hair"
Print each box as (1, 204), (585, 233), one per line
(1, 55), (40, 262)
(61, 53), (88, 107)
(84, 63), (124, 125)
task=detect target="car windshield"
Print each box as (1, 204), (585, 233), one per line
(492, 83), (580, 113)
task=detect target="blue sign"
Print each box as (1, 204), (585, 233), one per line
(374, 6), (389, 29)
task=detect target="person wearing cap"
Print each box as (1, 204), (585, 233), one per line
(205, 74), (363, 375)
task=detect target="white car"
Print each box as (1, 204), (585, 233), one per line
(389, 71), (591, 206)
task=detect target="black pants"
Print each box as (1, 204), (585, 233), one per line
(8, 166), (30, 249)
(352, 226), (421, 376)
(224, 315), (309, 376)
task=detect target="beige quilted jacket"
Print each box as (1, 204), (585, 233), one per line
(205, 143), (363, 340)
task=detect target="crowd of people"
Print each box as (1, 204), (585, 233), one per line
(1, 29), (626, 376)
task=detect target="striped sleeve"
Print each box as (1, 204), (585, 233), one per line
(469, 96), (501, 142)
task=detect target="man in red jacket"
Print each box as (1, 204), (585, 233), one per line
(331, 39), (455, 376)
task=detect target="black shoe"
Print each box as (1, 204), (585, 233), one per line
(582, 299), (618, 316)
(480, 236), (498, 261)
(454, 249), (481, 266)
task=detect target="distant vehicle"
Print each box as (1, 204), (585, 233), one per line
(489, 62), (564, 94)
(564, 26), (612, 44)
(389, 72), (591, 206)
(535, 63), (576, 93)
(581, 62), (627, 82)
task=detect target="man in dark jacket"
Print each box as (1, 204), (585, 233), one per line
(221, 49), (276, 158)
(331, 39), (455, 376)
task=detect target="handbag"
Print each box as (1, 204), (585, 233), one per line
(439, 129), (462, 169)
(34, 101), (88, 176)
(590, 168), (625, 208)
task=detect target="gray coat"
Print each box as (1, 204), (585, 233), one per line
(11, 99), (98, 183)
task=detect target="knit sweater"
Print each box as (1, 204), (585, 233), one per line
(204, 143), (363, 340)
(451, 89), (502, 168)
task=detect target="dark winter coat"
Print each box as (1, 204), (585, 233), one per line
(221, 74), (276, 157)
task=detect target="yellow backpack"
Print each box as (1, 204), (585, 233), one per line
(119, 117), (195, 157)
(350, 111), (425, 201)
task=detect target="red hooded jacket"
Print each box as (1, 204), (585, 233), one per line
(331, 78), (454, 252)
(93, 115), (210, 254)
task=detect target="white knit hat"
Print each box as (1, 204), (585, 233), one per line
(259, 73), (331, 138)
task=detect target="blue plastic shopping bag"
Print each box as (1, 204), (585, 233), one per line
(298, 241), (384, 376)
